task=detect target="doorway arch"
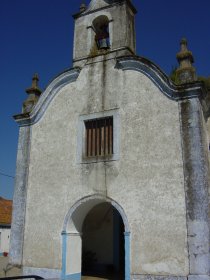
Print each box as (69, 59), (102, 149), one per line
(61, 195), (130, 280)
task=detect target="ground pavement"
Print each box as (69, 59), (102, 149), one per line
(0, 260), (114, 280)
(0, 256), (21, 278)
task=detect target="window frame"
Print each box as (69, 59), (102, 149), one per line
(77, 109), (120, 164)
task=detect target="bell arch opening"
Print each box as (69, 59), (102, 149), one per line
(92, 15), (110, 50)
(61, 195), (130, 280)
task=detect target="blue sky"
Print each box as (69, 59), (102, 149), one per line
(0, 0), (210, 200)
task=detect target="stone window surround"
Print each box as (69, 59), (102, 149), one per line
(77, 109), (120, 164)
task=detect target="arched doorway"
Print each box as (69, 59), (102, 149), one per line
(82, 203), (125, 279)
(61, 195), (130, 280)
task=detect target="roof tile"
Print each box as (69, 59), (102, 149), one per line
(0, 197), (12, 225)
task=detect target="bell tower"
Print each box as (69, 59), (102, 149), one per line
(73, 0), (137, 67)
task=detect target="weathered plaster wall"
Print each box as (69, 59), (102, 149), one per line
(204, 117), (210, 229)
(204, 117), (210, 263)
(23, 58), (188, 276)
(179, 99), (210, 279)
(10, 126), (31, 266)
(205, 118), (210, 196)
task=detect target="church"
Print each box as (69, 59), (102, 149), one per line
(10, 1), (210, 280)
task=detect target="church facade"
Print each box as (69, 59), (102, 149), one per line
(10, 1), (210, 280)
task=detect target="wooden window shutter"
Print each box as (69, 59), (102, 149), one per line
(85, 117), (113, 157)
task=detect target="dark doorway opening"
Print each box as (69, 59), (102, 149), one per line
(82, 203), (125, 280)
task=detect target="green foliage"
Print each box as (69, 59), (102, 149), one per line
(169, 67), (210, 89)
(198, 76), (210, 89)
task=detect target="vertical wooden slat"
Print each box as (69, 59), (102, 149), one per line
(111, 117), (113, 154)
(108, 118), (110, 154)
(91, 120), (93, 156)
(106, 119), (109, 155)
(101, 122), (104, 155)
(95, 120), (97, 156)
(92, 122), (96, 157)
(97, 124), (100, 156)
(89, 122), (92, 157)
(89, 121), (91, 156)
(86, 122), (89, 157)
(99, 120), (101, 156)
(104, 118), (106, 156)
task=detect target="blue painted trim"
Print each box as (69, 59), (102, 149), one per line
(61, 231), (67, 280)
(63, 195), (130, 233)
(14, 68), (81, 127)
(0, 252), (3, 256)
(113, 209), (120, 271)
(65, 273), (81, 280)
(116, 57), (206, 101)
(124, 232), (130, 280)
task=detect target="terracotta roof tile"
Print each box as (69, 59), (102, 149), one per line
(0, 197), (12, 225)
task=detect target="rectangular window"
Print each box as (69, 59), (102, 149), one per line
(85, 117), (113, 157)
(77, 109), (119, 164)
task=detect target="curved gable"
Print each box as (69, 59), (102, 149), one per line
(14, 56), (205, 127)
(116, 56), (204, 100)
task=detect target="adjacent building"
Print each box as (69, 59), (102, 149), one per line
(0, 197), (12, 256)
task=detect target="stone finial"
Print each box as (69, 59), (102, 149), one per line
(80, 2), (86, 12)
(26, 73), (42, 95)
(176, 38), (197, 84)
(31, 74), (39, 89)
(22, 74), (42, 113)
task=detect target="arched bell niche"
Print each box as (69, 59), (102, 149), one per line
(92, 15), (110, 50)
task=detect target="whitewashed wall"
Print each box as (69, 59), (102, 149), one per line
(22, 58), (188, 276)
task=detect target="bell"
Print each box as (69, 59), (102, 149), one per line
(99, 38), (109, 49)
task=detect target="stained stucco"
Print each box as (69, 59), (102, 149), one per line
(22, 58), (188, 276)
